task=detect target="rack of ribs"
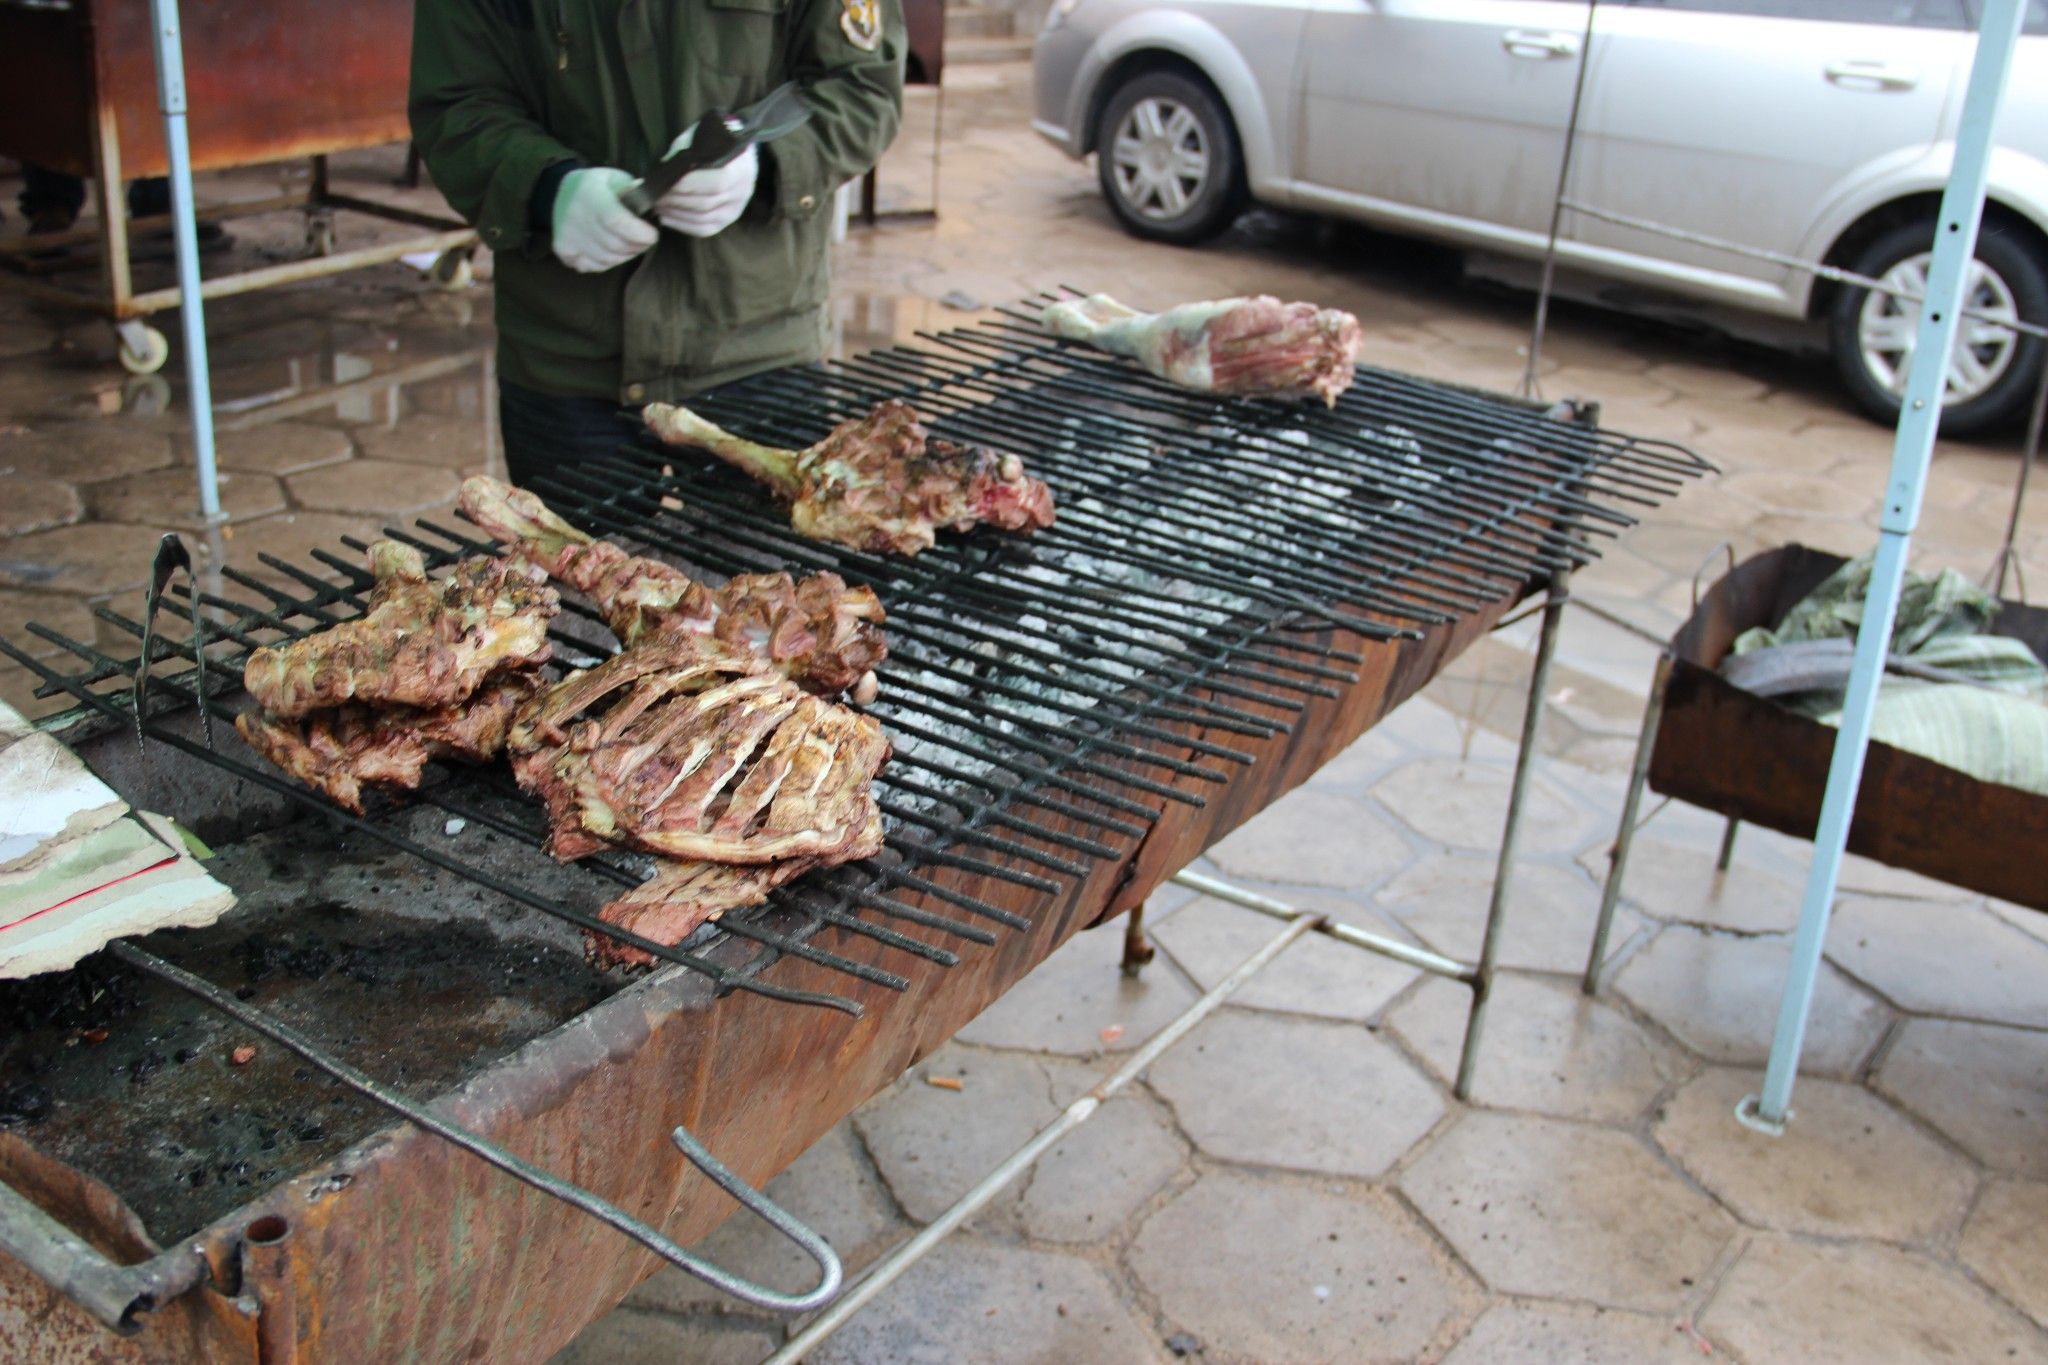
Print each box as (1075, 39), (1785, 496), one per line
(460, 476), (886, 699)
(1040, 293), (1363, 406)
(641, 398), (1056, 558)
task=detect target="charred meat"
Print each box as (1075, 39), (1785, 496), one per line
(460, 476), (886, 697)
(242, 540), (557, 719)
(642, 399), (1056, 558)
(1041, 294), (1363, 407)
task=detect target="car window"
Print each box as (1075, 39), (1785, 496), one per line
(1631, 0), (1968, 26)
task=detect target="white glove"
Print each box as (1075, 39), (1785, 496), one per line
(550, 167), (659, 274)
(655, 124), (760, 238)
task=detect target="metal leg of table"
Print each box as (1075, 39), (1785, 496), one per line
(1455, 568), (1570, 1100)
(1715, 817), (1741, 873)
(1583, 652), (1673, 995)
(1119, 902), (1155, 977)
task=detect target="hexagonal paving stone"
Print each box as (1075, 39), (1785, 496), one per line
(1371, 757), (1586, 856)
(1303, 727), (1407, 790)
(1204, 788), (1413, 889)
(0, 423), (174, 483)
(1653, 1068), (1976, 1243)
(0, 591), (97, 658)
(851, 1046), (1055, 1225)
(210, 422), (355, 476)
(1390, 973), (1683, 1123)
(626, 1123), (906, 1314)
(1718, 470), (1874, 519)
(1829, 895), (2048, 1028)
(1015, 1091), (1186, 1244)
(1700, 1236), (2045, 1364)
(1129, 1171), (1474, 1364)
(1614, 927), (1892, 1076)
(1877, 1019), (2048, 1179)
(0, 522), (171, 595)
(86, 466), (285, 527)
(1441, 1302), (1704, 1364)
(1399, 1112), (1736, 1312)
(1960, 1179), (2048, 1328)
(356, 411), (496, 469)
(0, 477), (81, 537)
(956, 920), (1199, 1057)
(809, 1237), (1158, 1365)
(1587, 837), (1801, 934)
(1150, 894), (1420, 1024)
(206, 511), (389, 588)
(287, 458), (459, 516)
(1644, 361), (1770, 401)
(1148, 1010), (1442, 1178)
(550, 1312), (777, 1365)
(1378, 853), (1635, 975)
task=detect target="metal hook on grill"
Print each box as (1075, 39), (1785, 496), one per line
(134, 533), (211, 754)
(102, 941), (845, 1317)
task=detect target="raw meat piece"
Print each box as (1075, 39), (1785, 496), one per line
(508, 632), (891, 865)
(236, 673), (539, 814)
(242, 540), (557, 719)
(460, 476), (885, 696)
(642, 398), (1056, 557)
(1040, 293), (1363, 406)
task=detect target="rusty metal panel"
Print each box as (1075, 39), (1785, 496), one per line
(1648, 544), (2048, 912)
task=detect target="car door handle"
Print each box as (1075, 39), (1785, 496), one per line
(1502, 29), (1579, 60)
(1824, 60), (1918, 91)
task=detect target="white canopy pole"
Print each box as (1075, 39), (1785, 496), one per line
(1739, 0), (2029, 1135)
(146, 0), (222, 522)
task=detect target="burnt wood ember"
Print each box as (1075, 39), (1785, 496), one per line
(642, 398), (1057, 558)
(1040, 293), (1365, 406)
(461, 476), (886, 696)
(240, 541), (557, 719)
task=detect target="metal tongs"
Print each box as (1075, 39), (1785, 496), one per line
(133, 532), (211, 753)
(619, 82), (814, 218)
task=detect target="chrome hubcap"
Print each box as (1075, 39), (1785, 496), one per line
(1110, 98), (1209, 221)
(1857, 251), (2021, 405)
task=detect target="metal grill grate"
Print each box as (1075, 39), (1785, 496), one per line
(1, 299), (1711, 1016)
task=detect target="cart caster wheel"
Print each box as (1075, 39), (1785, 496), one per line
(306, 211), (337, 257)
(429, 249), (474, 292)
(117, 323), (170, 376)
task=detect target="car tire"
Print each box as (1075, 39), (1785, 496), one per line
(1827, 219), (2048, 436)
(1094, 71), (1246, 246)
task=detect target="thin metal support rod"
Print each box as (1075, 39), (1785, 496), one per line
(1170, 868), (1473, 979)
(1583, 653), (1672, 994)
(108, 941), (845, 1314)
(1715, 817), (1741, 873)
(1120, 902), (1154, 977)
(146, 0), (222, 521)
(1745, 0), (2028, 1135)
(1520, 0), (1600, 399)
(1990, 348), (2048, 599)
(764, 910), (1323, 1364)
(1456, 569), (1570, 1099)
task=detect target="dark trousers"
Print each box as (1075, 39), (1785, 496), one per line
(18, 166), (169, 223)
(497, 377), (640, 490)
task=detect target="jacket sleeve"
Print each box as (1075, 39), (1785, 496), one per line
(760, 0), (906, 221)
(409, 0), (581, 255)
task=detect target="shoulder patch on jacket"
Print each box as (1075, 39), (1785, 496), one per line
(839, 0), (881, 51)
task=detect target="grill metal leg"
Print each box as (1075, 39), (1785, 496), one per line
(1715, 816), (1740, 872)
(1584, 652), (1672, 995)
(1120, 902), (1155, 976)
(1455, 569), (1570, 1101)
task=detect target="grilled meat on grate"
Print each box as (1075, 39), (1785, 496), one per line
(1041, 294), (1363, 407)
(642, 398), (1056, 558)
(235, 673), (540, 814)
(242, 541), (558, 719)
(589, 856), (832, 969)
(460, 476), (886, 698)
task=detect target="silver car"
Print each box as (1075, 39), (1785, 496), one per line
(1034, 0), (2048, 433)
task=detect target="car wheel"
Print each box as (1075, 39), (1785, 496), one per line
(1827, 220), (2048, 436)
(1095, 72), (1246, 246)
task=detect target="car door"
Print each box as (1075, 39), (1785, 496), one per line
(1568, 0), (1971, 314)
(1292, 0), (1594, 242)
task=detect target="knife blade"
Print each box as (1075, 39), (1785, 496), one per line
(619, 82), (815, 218)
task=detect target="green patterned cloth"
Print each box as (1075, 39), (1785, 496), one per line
(1732, 556), (2048, 796)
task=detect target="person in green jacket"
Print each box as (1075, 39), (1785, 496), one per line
(409, 0), (905, 485)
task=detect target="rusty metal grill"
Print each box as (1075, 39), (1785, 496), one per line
(3, 300), (1711, 1018)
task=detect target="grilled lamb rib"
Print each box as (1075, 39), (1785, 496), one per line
(1041, 294), (1363, 406)
(459, 476), (885, 698)
(642, 398), (1056, 558)
(235, 673), (539, 814)
(588, 857), (826, 969)
(242, 540), (557, 719)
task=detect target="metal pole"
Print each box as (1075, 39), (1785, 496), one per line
(1989, 349), (2047, 599)
(1520, 0), (1599, 400)
(147, 0), (223, 521)
(1583, 652), (1671, 994)
(1740, 0), (2028, 1135)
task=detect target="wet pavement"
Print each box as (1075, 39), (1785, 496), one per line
(3, 58), (2046, 1365)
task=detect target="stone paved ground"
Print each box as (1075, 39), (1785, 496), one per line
(4, 59), (2046, 1365)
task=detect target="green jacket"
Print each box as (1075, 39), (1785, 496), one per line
(409, 0), (904, 402)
